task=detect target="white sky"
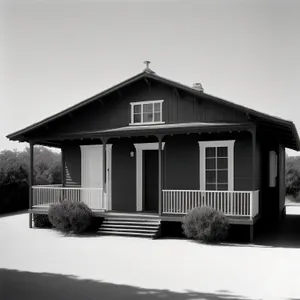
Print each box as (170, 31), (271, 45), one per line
(1, 0), (300, 156)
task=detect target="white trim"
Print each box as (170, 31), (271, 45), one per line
(198, 140), (235, 191)
(129, 121), (165, 126)
(130, 100), (164, 125)
(130, 99), (164, 106)
(133, 142), (165, 211)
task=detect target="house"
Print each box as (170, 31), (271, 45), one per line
(7, 62), (300, 241)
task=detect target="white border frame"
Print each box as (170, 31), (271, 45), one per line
(133, 142), (165, 211)
(198, 140), (235, 191)
(130, 100), (165, 125)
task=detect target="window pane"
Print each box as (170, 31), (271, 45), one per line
(206, 184), (216, 190)
(206, 147), (216, 158)
(133, 114), (141, 123)
(217, 147), (228, 157)
(217, 158), (228, 169)
(143, 103), (153, 113)
(143, 112), (153, 123)
(217, 184), (228, 191)
(133, 105), (141, 113)
(154, 112), (160, 122)
(206, 158), (216, 170)
(217, 170), (228, 183)
(154, 102), (161, 112)
(206, 170), (216, 183)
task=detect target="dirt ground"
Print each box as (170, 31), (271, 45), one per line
(1, 210), (300, 300)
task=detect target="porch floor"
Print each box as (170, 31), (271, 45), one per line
(30, 205), (259, 225)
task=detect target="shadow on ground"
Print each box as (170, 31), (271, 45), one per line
(253, 213), (300, 249)
(0, 210), (27, 218)
(0, 268), (251, 300)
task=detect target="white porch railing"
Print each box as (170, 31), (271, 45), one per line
(32, 185), (106, 210)
(162, 190), (260, 219)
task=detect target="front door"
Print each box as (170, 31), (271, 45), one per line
(80, 145), (112, 210)
(144, 150), (159, 212)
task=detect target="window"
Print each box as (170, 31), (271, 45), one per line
(199, 140), (235, 191)
(130, 100), (164, 125)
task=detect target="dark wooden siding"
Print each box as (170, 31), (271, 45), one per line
(111, 139), (136, 212)
(234, 132), (253, 191)
(164, 135), (199, 190)
(63, 145), (81, 187)
(278, 144), (286, 219)
(28, 80), (248, 138)
(163, 132), (253, 191)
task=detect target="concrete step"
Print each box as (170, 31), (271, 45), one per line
(100, 227), (157, 233)
(104, 217), (161, 223)
(103, 220), (160, 226)
(98, 230), (155, 237)
(101, 223), (160, 229)
(98, 216), (162, 238)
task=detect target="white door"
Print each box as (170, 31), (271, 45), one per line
(80, 145), (112, 209)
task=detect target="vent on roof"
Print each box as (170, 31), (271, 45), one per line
(143, 61), (155, 74)
(192, 82), (204, 92)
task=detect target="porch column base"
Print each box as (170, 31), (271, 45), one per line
(249, 225), (254, 243)
(29, 213), (32, 228)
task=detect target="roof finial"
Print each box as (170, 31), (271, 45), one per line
(143, 61), (155, 74)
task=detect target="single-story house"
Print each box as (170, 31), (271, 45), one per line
(7, 62), (300, 241)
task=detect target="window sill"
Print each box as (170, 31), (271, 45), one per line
(129, 122), (165, 126)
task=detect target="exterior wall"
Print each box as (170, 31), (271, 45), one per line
(62, 145), (81, 187)
(258, 136), (285, 226)
(111, 139), (136, 212)
(163, 132), (253, 191)
(28, 80), (248, 138)
(234, 133), (253, 191)
(278, 144), (286, 221)
(164, 135), (200, 190)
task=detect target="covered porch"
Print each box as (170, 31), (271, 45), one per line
(28, 122), (261, 225)
(30, 187), (260, 222)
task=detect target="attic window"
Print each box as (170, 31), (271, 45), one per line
(130, 100), (164, 125)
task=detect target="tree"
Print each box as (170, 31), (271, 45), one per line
(0, 146), (61, 213)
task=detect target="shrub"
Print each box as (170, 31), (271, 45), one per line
(182, 206), (230, 243)
(48, 200), (93, 234)
(33, 214), (52, 228)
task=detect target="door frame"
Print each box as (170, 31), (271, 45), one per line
(133, 142), (165, 211)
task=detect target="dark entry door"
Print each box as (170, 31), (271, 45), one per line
(144, 150), (159, 212)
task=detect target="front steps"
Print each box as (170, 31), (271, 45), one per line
(98, 215), (161, 238)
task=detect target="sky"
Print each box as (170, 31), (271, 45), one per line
(1, 0), (300, 156)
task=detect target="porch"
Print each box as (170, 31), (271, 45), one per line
(30, 185), (260, 223)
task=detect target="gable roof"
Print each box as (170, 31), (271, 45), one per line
(6, 70), (300, 150)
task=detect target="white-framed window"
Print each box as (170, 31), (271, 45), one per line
(130, 100), (164, 125)
(198, 140), (235, 191)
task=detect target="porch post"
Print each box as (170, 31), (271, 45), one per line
(61, 146), (65, 187)
(251, 127), (257, 191)
(102, 138), (107, 208)
(251, 127), (256, 222)
(157, 135), (164, 216)
(29, 142), (34, 228)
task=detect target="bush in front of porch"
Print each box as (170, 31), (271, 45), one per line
(33, 214), (52, 228)
(48, 200), (93, 234)
(182, 206), (230, 243)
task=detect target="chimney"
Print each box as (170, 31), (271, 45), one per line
(192, 82), (204, 92)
